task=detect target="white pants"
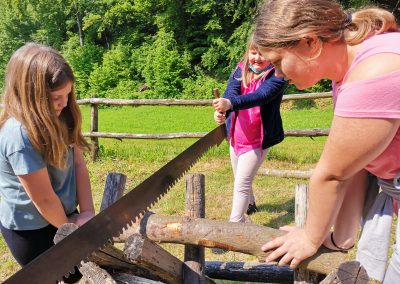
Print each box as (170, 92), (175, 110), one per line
(229, 146), (268, 222)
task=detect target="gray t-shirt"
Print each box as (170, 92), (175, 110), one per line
(0, 117), (77, 230)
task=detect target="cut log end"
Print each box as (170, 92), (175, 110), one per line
(54, 223), (79, 244)
(320, 261), (369, 284)
(124, 234), (146, 261)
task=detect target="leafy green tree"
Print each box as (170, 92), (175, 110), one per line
(62, 35), (104, 98)
(139, 29), (192, 98)
(88, 44), (134, 98)
(0, 0), (383, 96)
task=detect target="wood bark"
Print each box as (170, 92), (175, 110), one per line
(284, 128), (329, 137)
(90, 95), (99, 161)
(112, 272), (164, 284)
(294, 184), (321, 283)
(320, 261), (369, 284)
(77, 93), (332, 106)
(129, 213), (348, 276)
(183, 174), (208, 284)
(55, 173), (166, 283)
(79, 262), (116, 284)
(100, 173), (127, 212)
(258, 168), (313, 179)
(123, 233), (214, 284)
(123, 234), (183, 284)
(204, 261), (293, 283)
(82, 128), (328, 141)
(3, 92), (332, 111)
(83, 132), (207, 139)
(54, 223), (166, 282)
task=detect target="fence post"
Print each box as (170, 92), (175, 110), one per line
(90, 95), (99, 161)
(294, 184), (321, 284)
(183, 174), (206, 284)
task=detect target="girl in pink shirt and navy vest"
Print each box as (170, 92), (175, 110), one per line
(213, 35), (286, 224)
(254, 0), (400, 282)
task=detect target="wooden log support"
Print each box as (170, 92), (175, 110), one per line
(132, 213), (348, 276)
(123, 233), (183, 284)
(55, 173), (170, 283)
(204, 261), (293, 283)
(54, 223), (165, 282)
(100, 173), (127, 212)
(79, 262), (116, 284)
(90, 94), (99, 161)
(99, 173), (167, 283)
(112, 272), (164, 284)
(294, 184), (322, 283)
(53, 223), (115, 284)
(183, 174), (207, 284)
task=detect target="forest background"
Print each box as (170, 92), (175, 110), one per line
(0, 0), (398, 100)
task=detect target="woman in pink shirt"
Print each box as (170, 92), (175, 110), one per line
(253, 0), (400, 282)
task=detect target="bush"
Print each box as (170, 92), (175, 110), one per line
(88, 44), (133, 98)
(105, 80), (140, 99)
(62, 35), (104, 99)
(181, 69), (226, 99)
(137, 29), (192, 98)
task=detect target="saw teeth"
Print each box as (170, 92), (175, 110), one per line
(6, 127), (225, 283)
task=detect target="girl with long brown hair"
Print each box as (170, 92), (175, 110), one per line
(0, 43), (94, 283)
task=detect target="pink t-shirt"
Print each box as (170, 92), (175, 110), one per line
(332, 33), (400, 179)
(231, 63), (272, 156)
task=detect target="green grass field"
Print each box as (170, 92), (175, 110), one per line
(0, 99), (333, 282)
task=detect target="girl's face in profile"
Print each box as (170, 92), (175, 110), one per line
(248, 48), (269, 71)
(50, 81), (72, 116)
(260, 40), (324, 90)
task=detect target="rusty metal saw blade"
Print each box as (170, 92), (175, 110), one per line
(4, 125), (226, 284)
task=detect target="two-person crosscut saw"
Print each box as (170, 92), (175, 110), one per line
(4, 125), (226, 284)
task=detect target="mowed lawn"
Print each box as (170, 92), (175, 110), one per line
(0, 98), (334, 282)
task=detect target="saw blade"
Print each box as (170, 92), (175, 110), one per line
(4, 125), (226, 284)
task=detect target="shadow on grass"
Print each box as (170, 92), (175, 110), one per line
(257, 197), (295, 228)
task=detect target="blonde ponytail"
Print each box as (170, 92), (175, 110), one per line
(345, 8), (399, 45)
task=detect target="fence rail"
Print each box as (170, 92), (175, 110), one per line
(83, 128), (330, 140)
(1, 91), (333, 161)
(76, 91), (332, 106)
(82, 91), (332, 160)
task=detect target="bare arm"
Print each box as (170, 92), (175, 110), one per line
(262, 53), (400, 268)
(73, 146), (95, 225)
(263, 116), (400, 268)
(306, 52), (400, 244)
(306, 116), (400, 245)
(18, 169), (68, 228)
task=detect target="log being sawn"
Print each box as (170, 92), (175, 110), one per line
(114, 213), (348, 276)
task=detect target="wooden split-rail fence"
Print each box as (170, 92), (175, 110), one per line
(56, 172), (369, 284)
(78, 91), (332, 161)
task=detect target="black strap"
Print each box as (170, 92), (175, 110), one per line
(331, 232), (354, 252)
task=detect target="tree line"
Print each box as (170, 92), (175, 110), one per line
(0, 0), (396, 99)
